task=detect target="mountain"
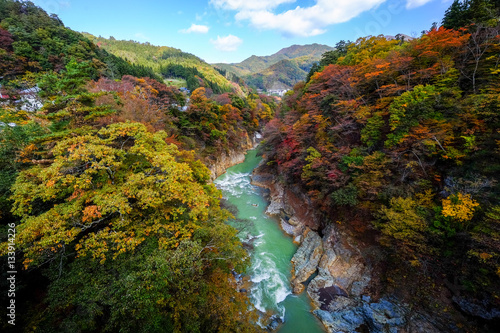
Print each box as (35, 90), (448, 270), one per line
(384, 33), (415, 41)
(214, 43), (334, 90)
(244, 59), (308, 91)
(84, 34), (244, 95)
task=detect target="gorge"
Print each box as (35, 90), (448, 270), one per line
(1, 0), (500, 331)
(214, 149), (325, 332)
(214, 147), (445, 333)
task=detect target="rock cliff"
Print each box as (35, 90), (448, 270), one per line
(251, 163), (453, 333)
(208, 131), (260, 181)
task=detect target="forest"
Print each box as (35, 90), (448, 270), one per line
(1, 0), (500, 331)
(0, 0), (275, 331)
(260, 0), (500, 329)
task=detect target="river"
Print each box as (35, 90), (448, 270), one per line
(214, 149), (325, 333)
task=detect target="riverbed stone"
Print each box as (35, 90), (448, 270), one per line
(280, 216), (304, 237)
(313, 297), (409, 333)
(266, 314), (283, 331)
(363, 298), (407, 330)
(288, 216), (300, 226)
(265, 183), (285, 216)
(291, 228), (323, 294)
(308, 225), (371, 299)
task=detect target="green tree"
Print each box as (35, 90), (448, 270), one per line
(442, 0), (468, 29)
(378, 197), (429, 253)
(0, 108), (46, 221)
(36, 60), (117, 133)
(37, 235), (255, 333)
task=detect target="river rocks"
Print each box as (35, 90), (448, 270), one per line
(308, 225), (371, 301)
(252, 164), (321, 231)
(266, 183), (285, 216)
(303, 223), (425, 333)
(266, 315), (283, 331)
(317, 285), (349, 310)
(250, 173), (274, 189)
(291, 229), (323, 294)
(280, 216), (304, 237)
(250, 170), (285, 216)
(313, 297), (408, 333)
(287, 216), (300, 226)
(280, 218), (296, 236)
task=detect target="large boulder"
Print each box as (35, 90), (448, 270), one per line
(308, 225), (371, 306)
(291, 229), (323, 293)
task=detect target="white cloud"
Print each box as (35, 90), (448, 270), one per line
(210, 0), (296, 11)
(405, 0), (434, 9)
(134, 33), (149, 41)
(32, 0), (70, 14)
(196, 12), (208, 21)
(210, 35), (243, 51)
(211, 0), (388, 37)
(180, 24), (210, 34)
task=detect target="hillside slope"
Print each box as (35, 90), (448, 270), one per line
(85, 34), (243, 95)
(0, 1), (161, 84)
(260, 26), (500, 331)
(245, 59), (308, 90)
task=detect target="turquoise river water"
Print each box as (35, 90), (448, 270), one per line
(214, 149), (325, 332)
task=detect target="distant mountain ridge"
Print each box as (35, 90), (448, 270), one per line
(214, 43), (334, 91)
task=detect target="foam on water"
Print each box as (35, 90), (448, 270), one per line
(251, 272), (271, 283)
(249, 248), (292, 314)
(214, 151), (325, 332)
(214, 171), (253, 197)
(217, 168), (293, 315)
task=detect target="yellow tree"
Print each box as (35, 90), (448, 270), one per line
(441, 192), (479, 223)
(1, 122), (224, 268)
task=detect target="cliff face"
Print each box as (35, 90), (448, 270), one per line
(252, 163), (452, 333)
(207, 132), (260, 181)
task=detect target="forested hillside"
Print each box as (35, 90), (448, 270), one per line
(244, 59), (309, 91)
(260, 0), (500, 329)
(215, 44), (333, 91)
(85, 34), (245, 95)
(0, 1), (161, 83)
(0, 1), (275, 331)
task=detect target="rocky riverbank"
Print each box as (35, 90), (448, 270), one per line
(251, 160), (457, 333)
(208, 131), (261, 181)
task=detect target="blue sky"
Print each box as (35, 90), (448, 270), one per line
(31, 0), (452, 64)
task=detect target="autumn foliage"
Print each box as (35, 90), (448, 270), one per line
(261, 26), (500, 320)
(0, 2), (275, 330)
